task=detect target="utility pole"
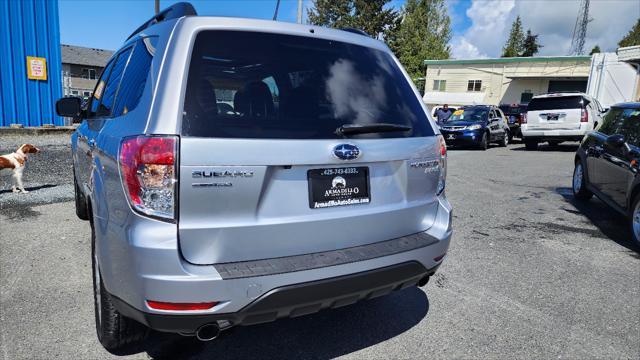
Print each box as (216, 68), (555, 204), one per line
(570, 0), (591, 55)
(155, 0), (160, 15)
(297, 0), (302, 24)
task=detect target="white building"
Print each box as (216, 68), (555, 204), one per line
(423, 53), (639, 112)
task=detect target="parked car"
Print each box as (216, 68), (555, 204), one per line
(573, 102), (640, 244)
(440, 105), (510, 150)
(55, 3), (452, 352)
(521, 92), (605, 150)
(499, 103), (527, 140)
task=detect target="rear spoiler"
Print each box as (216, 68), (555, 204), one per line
(126, 2), (197, 40)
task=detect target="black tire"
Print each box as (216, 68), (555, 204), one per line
(524, 140), (538, 151)
(499, 132), (509, 147)
(630, 194), (640, 245)
(572, 160), (593, 201)
(478, 132), (488, 150)
(91, 218), (148, 353)
(74, 171), (89, 221)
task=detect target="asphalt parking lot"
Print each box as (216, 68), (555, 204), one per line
(1, 136), (639, 359)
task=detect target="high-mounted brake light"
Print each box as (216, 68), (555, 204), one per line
(580, 108), (588, 123)
(146, 300), (217, 311)
(437, 135), (447, 195)
(119, 135), (178, 220)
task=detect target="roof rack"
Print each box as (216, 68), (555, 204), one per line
(126, 2), (197, 40)
(340, 27), (370, 37)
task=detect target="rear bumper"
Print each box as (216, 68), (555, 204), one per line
(521, 124), (589, 141)
(99, 195), (453, 333)
(112, 261), (439, 333)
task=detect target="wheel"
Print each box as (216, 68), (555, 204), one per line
(92, 218), (148, 353)
(478, 132), (488, 150)
(630, 195), (640, 245)
(499, 132), (509, 147)
(524, 140), (538, 151)
(74, 171), (89, 221)
(572, 160), (593, 200)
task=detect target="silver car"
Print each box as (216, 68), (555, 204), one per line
(56, 3), (452, 352)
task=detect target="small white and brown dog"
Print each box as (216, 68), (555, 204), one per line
(0, 144), (40, 193)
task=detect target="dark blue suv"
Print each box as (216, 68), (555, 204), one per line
(439, 105), (510, 150)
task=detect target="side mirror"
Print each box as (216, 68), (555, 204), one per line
(601, 108), (609, 113)
(56, 97), (82, 118)
(605, 134), (626, 148)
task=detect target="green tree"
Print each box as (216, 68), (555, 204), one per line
(618, 18), (640, 48)
(390, 0), (451, 90)
(521, 29), (542, 57)
(307, 0), (399, 39)
(351, 0), (399, 38)
(502, 16), (524, 57)
(307, 0), (354, 29)
(589, 45), (601, 55)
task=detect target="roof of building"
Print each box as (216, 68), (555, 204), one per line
(424, 55), (592, 66)
(61, 44), (114, 67)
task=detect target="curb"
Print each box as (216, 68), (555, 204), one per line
(0, 126), (77, 136)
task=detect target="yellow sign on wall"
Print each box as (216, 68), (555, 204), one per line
(26, 56), (47, 80)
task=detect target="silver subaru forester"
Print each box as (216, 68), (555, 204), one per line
(56, 2), (452, 352)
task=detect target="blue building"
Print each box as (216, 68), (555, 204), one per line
(0, 0), (63, 127)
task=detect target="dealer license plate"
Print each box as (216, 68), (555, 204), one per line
(308, 167), (370, 209)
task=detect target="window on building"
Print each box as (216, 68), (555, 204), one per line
(71, 90), (79, 96)
(83, 91), (91, 97)
(81, 68), (97, 80)
(467, 80), (482, 92)
(520, 90), (533, 103)
(112, 37), (158, 117)
(433, 80), (446, 91)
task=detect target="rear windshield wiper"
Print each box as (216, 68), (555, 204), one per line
(335, 123), (412, 136)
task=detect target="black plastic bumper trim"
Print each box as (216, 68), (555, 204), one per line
(214, 231), (439, 279)
(112, 261), (440, 334)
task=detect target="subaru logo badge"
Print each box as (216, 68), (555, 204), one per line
(333, 144), (360, 161)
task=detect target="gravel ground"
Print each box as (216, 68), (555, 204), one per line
(0, 134), (74, 218)
(0, 142), (639, 359)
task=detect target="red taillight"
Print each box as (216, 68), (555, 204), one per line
(436, 135), (447, 195)
(439, 135), (447, 156)
(120, 136), (177, 219)
(581, 108), (588, 122)
(521, 113), (527, 124)
(146, 300), (217, 311)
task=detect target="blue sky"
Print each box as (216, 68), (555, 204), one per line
(59, 0), (473, 51)
(58, 0), (639, 59)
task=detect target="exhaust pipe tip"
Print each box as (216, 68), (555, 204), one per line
(196, 323), (220, 342)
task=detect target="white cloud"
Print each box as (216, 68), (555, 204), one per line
(451, 37), (487, 59)
(450, 0), (640, 59)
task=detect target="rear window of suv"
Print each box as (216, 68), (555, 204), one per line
(181, 30), (433, 139)
(527, 96), (585, 111)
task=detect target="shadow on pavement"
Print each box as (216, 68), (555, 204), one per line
(511, 144), (580, 152)
(556, 187), (639, 254)
(0, 183), (57, 195)
(122, 287), (429, 359)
